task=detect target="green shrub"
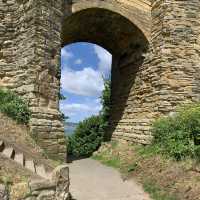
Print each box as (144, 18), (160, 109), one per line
(66, 78), (111, 157)
(66, 135), (73, 155)
(67, 115), (103, 157)
(0, 89), (30, 124)
(152, 103), (200, 161)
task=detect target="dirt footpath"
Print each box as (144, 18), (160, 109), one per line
(68, 158), (151, 200)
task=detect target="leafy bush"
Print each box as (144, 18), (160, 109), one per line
(0, 89), (30, 124)
(152, 104), (200, 160)
(66, 78), (111, 157)
(67, 115), (103, 157)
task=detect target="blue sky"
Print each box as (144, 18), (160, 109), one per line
(60, 42), (112, 123)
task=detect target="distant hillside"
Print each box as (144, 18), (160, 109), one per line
(64, 122), (78, 136)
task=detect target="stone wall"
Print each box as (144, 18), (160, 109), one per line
(66, 0), (152, 40)
(9, 165), (70, 200)
(0, 0), (66, 160)
(150, 0), (200, 109)
(110, 0), (200, 143)
(24, 165), (70, 200)
(110, 46), (153, 143)
(29, 0), (66, 160)
(0, 0), (17, 88)
(1, 0), (200, 156)
(63, 0), (152, 144)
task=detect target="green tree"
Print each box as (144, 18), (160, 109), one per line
(68, 115), (103, 157)
(67, 78), (111, 156)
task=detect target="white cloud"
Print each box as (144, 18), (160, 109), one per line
(61, 48), (73, 64)
(94, 45), (112, 76)
(61, 67), (104, 97)
(60, 99), (102, 122)
(61, 102), (101, 116)
(74, 59), (83, 65)
(60, 44), (112, 122)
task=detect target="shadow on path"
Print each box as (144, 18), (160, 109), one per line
(67, 155), (90, 164)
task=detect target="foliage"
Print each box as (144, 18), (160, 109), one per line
(66, 135), (73, 155)
(92, 141), (136, 174)
(67, 115), (103, 157)
(67, 78), (111, 157)
(143, 180), (178, 200)
(58, 92), (66, 100)
(59, 89), (68, 121)
(99, 78), (111, 141)
(0, 89), (30, 124)
(61, 113), (69, 122)
(93, 153), (121, 169)
(152, 103), (200, 160)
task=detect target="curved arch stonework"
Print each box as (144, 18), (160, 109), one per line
(66, 0), (151, 41)
(1, 0), (200, 160)
(61, 4), (151, 144)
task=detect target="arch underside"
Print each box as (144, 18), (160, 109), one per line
(66, 0), (151, 40)
(62, 8), (149, 55)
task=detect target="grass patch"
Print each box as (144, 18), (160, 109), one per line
(92, 141), (200, 200)
(126, 161), (138, 172)
(92, 154), (121, 169)
(143, 180), (178, 200)
(136, 144), (163, 159)
(0, 175), (13, 186)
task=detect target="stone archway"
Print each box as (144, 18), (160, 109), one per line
(0, 0), (152, 159)
(61, 4), (150, 143)
(2, 0), (200, 160)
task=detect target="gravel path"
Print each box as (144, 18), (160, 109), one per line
(68, 158), (151, 200)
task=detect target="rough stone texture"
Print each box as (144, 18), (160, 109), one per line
(52, 165), (70, 200)
(0, 0), (66, 160)
(0, 184), (9, 200)
(110, 0), (200, 144)
(10, 165), (70, 200)
(1, 0), (200, 156)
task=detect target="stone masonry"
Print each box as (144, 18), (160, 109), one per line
(1, 0), (200, 158)
(6, 165), (70, 200)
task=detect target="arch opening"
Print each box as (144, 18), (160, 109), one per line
(60, 42), (112, 126)
(61, 7), (149, 141)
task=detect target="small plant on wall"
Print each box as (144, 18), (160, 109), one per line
(0, 88), (31, 124)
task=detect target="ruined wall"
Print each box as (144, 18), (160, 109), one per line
(1, 0), (200, 157)
(150, 0), (200, 108)
(1, 165), (70, 200)
(0, 0), (66, 160)
(110, 46), (153, 143)
(29, 0), (66, 160)
(0, 0), (17, 88)
(63, 0), (152, 144)
(110, 0), (200, 143)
